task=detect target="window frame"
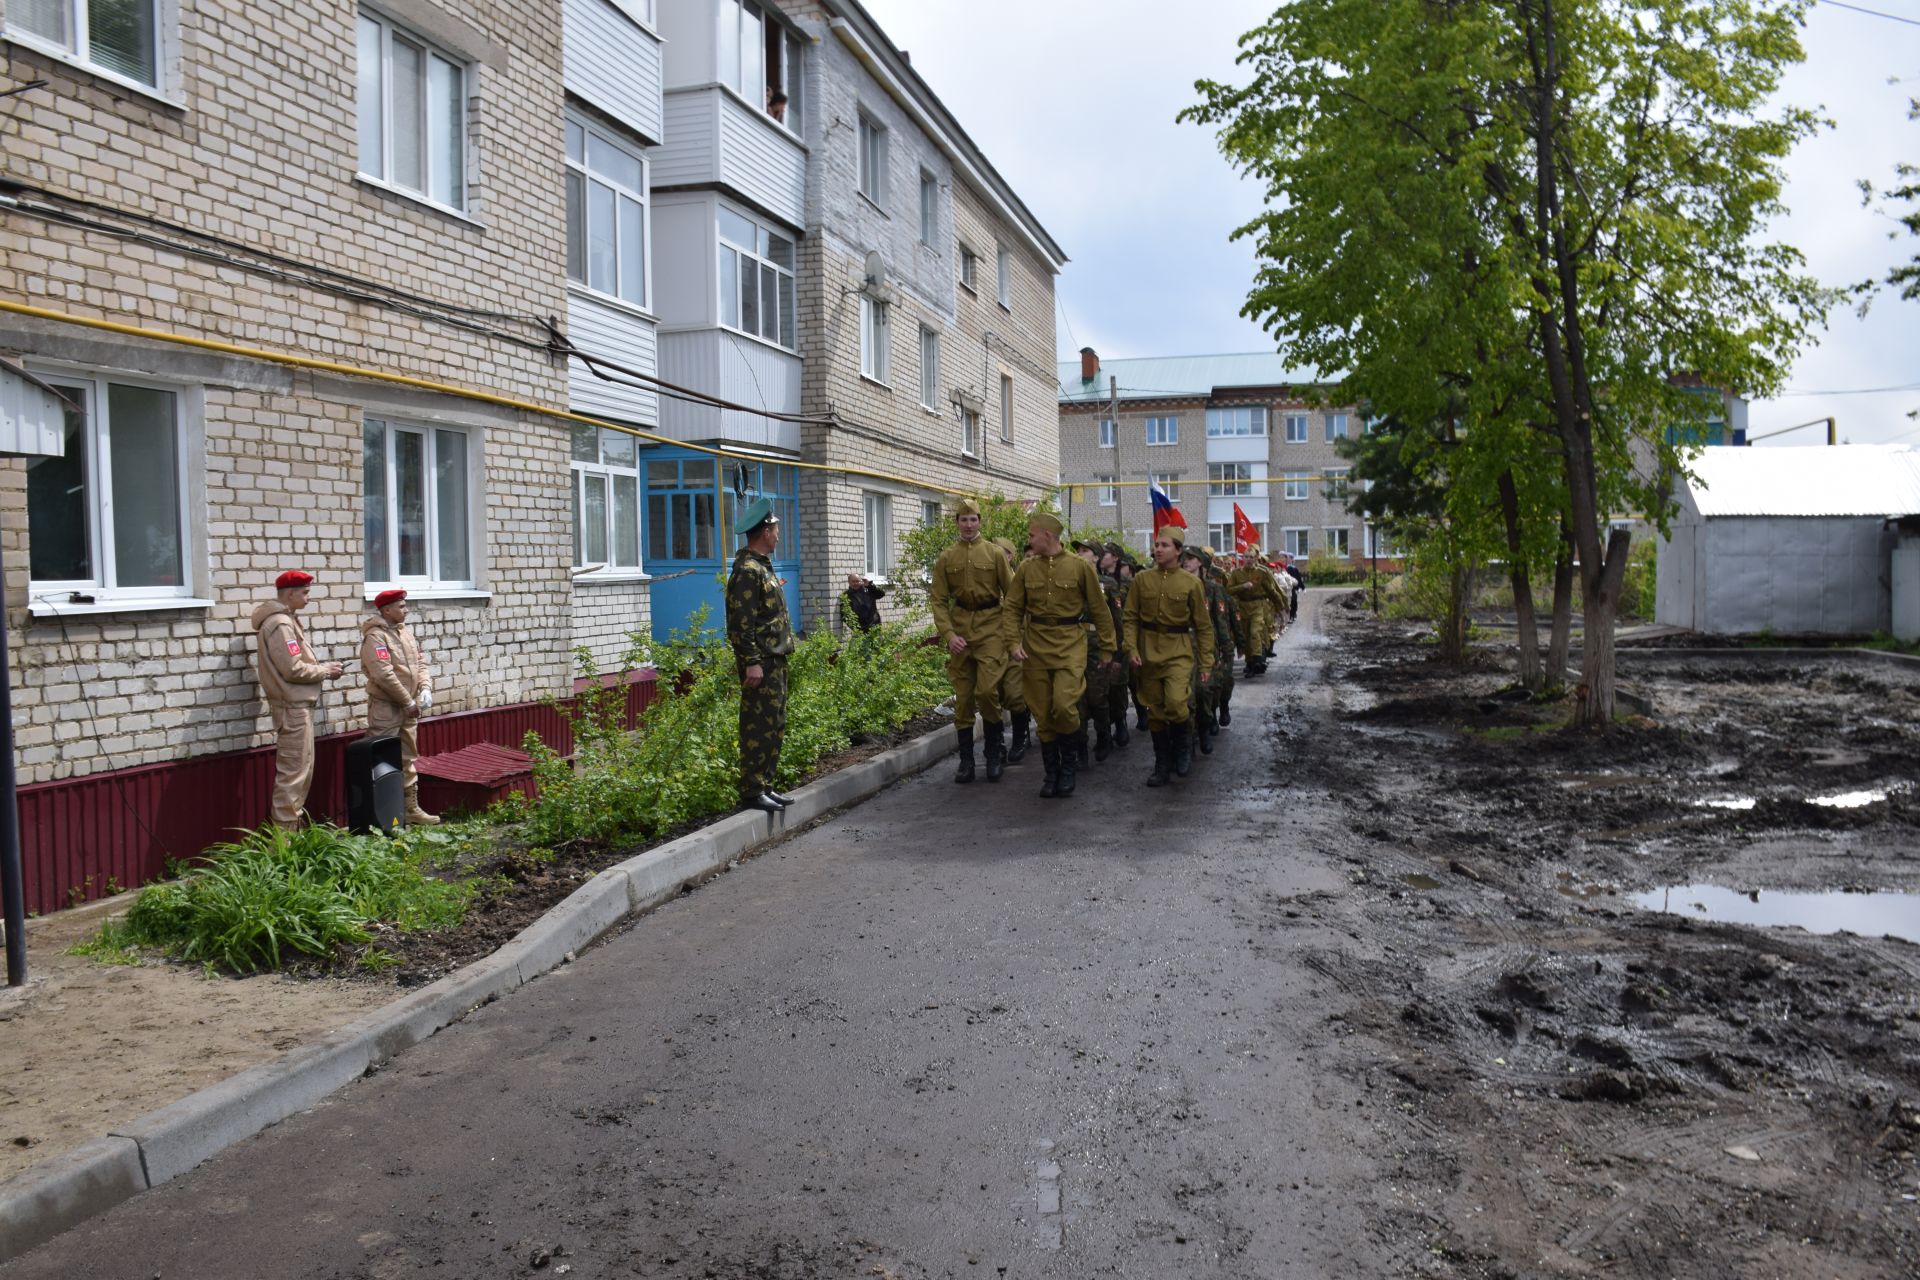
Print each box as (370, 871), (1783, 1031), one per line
(1095, 475), (1118, 507)
(857, 110), (888, 208)
(7, 0), (168, 96)
(961, 407), (980, 458)
(1145, 415), (1178, 446)
(1098, 418), (1115, 449)
(959, 245), (978, 293)
(919, 325), (940, 410)
(995, 244), (1012, 309)
(569, 424), (644, 577)
(1326, 412), (1349, 442)
(363, 415), (477, 592)
(919, 169), (938, 245)
(1208, 462), (1254, 497)
(718, 203), (797, 350)
(356, 8), (470, 214)
(1281, 470), (1311, 501)
(859, 294), (891, 385)
(716, 0), (803, 135)
(1323, 526), (1352, 558)
(1323, 467), (1352, 501)
(921, 499), (944, 527)
(1000, 374), (1014, 444)
(565, 111), (652, 313)
(863, 492), (894, 577)
(1205, 406), (1268, 438)
(1283, 413), (1309, 443)
(23, 368), (196, 601)
(1281, 527), (1311, 560)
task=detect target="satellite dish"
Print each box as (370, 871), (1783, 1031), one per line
(863, 248), (886, 288)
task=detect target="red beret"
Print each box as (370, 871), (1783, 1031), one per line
(373, 589), (407, 609)
(275, 571), (314, 590)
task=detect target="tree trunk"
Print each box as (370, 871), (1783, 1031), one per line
(1439, 561), (1476, 664)
(1496, 470), (1543, 690)
(1573, 526), (1633, 728)
(1545, 542), (1574, 687)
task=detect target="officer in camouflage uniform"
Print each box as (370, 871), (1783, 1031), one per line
(931, 498), (1014, 783)
(1124, 525), (1214, 786)
(725, 498), (795, 814)
(1003, 513), (1117, 799)
(990, 537), (1031, 763)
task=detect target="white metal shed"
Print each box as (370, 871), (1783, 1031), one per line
(1655, 444), (1920, 636)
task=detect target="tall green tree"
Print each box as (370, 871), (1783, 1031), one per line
(1184, 0), (1835, 724)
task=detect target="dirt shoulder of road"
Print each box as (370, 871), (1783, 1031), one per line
(0, 709), (949, 1185)
(1306, 593), (1920, 1278)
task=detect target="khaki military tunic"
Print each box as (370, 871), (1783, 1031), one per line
(1001, 552), (1116, 741)
(1229, 564), (1284, 654)
(931, 537), (1013, 726)
(1123, 565), (1214, 730)
(360, 614), (432, 798)
(726, 548), (794, 803)
(251, 600), (332, 829)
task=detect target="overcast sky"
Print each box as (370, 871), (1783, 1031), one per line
(861, 0), (1920, 447)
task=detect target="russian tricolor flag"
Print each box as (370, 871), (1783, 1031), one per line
(1149, 480), (1187, 536)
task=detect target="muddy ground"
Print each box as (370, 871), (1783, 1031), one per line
(1310, 593), (1920, 1277)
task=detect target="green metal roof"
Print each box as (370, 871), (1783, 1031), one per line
(1058, 352), (1332, 404)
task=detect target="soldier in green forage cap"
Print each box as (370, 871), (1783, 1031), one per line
(725, 496), (795, 814)
(1003, 513), (1116, 798)
(1098, 542), (1135, 748)
(988, 537), (1032, 764)
(1124, 524), (1214, 786)
(1181, 544), (1237, 756)
(1072, 537), (1125, 763)
(930, 497), (1014, 783)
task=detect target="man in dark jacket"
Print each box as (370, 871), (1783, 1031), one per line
(842, 573), (887, 632)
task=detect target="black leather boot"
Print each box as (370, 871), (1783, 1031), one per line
(954, 726), (975, 784)
(1171, 722), (1193, 777)
(1038, 740), (1060, 797)
(1135, 702), (1148, 730)
(1093, 714), (1112, 762)
(983, 720), (1005, 782)
(1056, 731), (1081, 797)
(1217, 686), (1232, 726)
(1196, 710), (1214, 755)
(1111, 715), (1130, 749)
(1008, 711), (1031, 763)
(1145, 730), (1171, 787)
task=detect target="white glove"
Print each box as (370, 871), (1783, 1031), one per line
(416, 688), (432, 712)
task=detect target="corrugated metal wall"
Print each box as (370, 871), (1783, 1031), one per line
(17, 674), (657, 915)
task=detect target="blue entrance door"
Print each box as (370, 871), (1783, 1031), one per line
(642, 450), (800, 640)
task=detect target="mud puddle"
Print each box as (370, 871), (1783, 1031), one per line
(1634, 882), (1920, 943)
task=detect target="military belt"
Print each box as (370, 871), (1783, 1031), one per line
(1137, 621), (1192, 634)
(1028, 615), (1088, 627)
(954, 598), (1001, 610)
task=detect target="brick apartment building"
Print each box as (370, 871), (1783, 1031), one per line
(1058, 350), (1391, 564)
(0, 0), (1059, 910)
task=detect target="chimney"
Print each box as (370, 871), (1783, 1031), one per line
(1080, 347), (1099, 382)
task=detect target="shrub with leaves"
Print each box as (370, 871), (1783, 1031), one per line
(518, 607), (949, 849)
(893, 489), (1064, 611)
(105, 823), (475, 974)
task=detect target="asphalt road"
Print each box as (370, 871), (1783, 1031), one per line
(7, 592), (1401, 1279)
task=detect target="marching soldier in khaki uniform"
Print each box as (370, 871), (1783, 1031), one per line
(930, 498), (1014, 783)
(1072, 538), (1126, 763)
(990, 537), (1031, 764)
(1181, 545), (1238, 756)
(1002, 513), (1117, 799)
(1124, 527), (1214, 786)
(360, 588), (438, 825)
(251, 570), (346, 829)
(1100, 543), (1136, 747)
(725, 497), (795, 814)
(1228, 547), (1285, 675)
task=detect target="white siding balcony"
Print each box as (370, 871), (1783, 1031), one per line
(657, 328), (802, 453)
(1205, 434), (1269, 465)
(564, 0), (664, 146)
(654, 87), (806, 227)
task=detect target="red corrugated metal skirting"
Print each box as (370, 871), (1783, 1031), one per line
(17, 669), (656, 914)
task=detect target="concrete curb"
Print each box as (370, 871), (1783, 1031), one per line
(0, 723), (953, 1264)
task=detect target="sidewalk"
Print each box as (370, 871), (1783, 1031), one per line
(0, 723), (953, 1263)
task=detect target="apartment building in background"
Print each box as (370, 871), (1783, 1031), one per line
(0, 0), (1060, 910)
(1058, 351), (1391, 564)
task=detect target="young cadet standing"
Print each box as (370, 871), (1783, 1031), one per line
(989, 537), (1031, 763)
(930, 498), (1014, 783)
(251, 570), (346, 829)
(725, 498), (795, 815)
(360, 588), (438, 825)
(1125, 527), (1214, 786)
(1003, 514), (1116, 798)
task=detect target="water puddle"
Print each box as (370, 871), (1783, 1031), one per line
(1633, 884), (1920, 944)
(1695, 796), (1757, 811)
(1401, 874), (1442, 891)
(1555, 872), (1609, 899)
(1559, 773), (1655, 791)
(1807, 788), (1895, 809)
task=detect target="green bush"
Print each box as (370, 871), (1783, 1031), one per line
(1302, 551), (1368, 585)
(107, 823), (474, 974)
(894, 489), (1065, 611)
(1618, 538), (1657, 620)
(517, 608), (950, 849)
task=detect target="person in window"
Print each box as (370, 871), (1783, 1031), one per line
(767, 90), (788, 123)
(361, 589), (437, 826)
(251, 571), (346, 830)
(727, 498), (795, 815)
(842, 573), (887, 633)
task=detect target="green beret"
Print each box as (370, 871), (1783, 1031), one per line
(733, 495), (776, 535)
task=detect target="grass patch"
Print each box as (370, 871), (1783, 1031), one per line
(86, 823), (478, 975)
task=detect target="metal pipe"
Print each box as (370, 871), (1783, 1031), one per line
(2, 533), (26, 985)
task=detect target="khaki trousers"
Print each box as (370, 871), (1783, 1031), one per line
(947, 632), (1007, 727)
(1139, 654), (1196, 732)
(1022, 664), (1086, 742)
(269, 703), (315, 829)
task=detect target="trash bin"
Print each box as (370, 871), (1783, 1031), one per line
(345, 735), (405, 834)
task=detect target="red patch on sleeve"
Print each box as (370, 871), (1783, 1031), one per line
(286, 640), (301, 656)
(375, 644), (391, 661)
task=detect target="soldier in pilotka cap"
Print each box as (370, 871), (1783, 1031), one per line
(361, 588), (438, 826)
(1002, 513), (1116, 798)
(251, 570), (346, 829)
(930, 497), (1013, 783)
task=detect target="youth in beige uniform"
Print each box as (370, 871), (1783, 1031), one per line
(989, 537), (1031, 763)
(1002, 513), (1116, 799)
(251, 570), (345, 829)
(930, 498), (1014, 782)
(1124, 527), (1214, 785)
(360, 588), (438, 825)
